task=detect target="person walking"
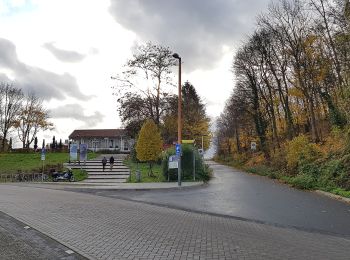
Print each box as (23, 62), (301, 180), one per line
(102, 157), (107, 172)
(109, 156), (115, 171)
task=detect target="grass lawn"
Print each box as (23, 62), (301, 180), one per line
(124, 159), (165, 183)
(72, 169), (88, 182)
(0, 152), (97, 174)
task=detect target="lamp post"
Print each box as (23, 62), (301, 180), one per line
(173, 53), (182, 186)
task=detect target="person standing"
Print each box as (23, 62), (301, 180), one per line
(102, 157), (107, 172)
(109, 156), (115, 171)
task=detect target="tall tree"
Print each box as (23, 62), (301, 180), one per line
(113, 42), (177, 136)
(136, 119), (163, 176)
(0, 82), (23, 151)
(163, 81), (211, 148)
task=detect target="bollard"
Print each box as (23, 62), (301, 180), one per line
(136, 170), (141, 182)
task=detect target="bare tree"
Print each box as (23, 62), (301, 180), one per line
(0, 82), (23, 151)
(14, 92), (53, 149)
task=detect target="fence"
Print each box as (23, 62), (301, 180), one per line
(0, 172), (48, 183)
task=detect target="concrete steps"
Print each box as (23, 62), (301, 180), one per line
(82, 179), (126, 183)
(64, 155), (130, 183)
(87, 175), (129, 179)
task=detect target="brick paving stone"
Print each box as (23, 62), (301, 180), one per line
(0, 185), (350, 260)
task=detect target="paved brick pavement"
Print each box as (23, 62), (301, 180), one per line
(0, 185), (349, 260)
(0, 211), (86, 260)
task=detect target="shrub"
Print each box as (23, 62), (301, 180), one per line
(290, 174), (317, 190)
(323, 127), (346, 156)
(94, 149), (120, 154)
(285, 135), (322, 173)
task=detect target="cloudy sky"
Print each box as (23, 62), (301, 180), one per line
(0, 0), (270, 145)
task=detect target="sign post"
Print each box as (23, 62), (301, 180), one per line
(168, 155), (178, 182)
(193, 147), (196, 181)
(41, 148), (46, 182)
(175, 143), (182, 186)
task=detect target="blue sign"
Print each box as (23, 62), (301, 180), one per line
(70, 144), (78, 161)
(41, 148), (46, 161)
(175, 143), (181, 156)
(80, 144), (88, 161)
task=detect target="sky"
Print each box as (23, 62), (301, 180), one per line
(0, 0), (270, 146)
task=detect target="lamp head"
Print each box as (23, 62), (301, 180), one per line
(172, 53), (180, 59)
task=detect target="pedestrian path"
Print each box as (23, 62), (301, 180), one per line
(64, 154), (130, 184)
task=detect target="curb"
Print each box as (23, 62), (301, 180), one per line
(1, 181), (204, 190)
(315, 190), (350, 204)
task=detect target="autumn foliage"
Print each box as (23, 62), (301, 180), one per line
(136, 119), (163, 176)
(216, 0), (350, 195)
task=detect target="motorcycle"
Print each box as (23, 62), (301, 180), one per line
(52, 168), (75, 182)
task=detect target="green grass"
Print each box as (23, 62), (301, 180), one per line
(0, 152), (97, 174)
(326, 188), (350, 198)
(124, 159), (165, 183)
(72, 169), (88, 182)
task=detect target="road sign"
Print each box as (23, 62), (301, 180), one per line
(251, 142), (257, 150)
(175, 143), (182, 156)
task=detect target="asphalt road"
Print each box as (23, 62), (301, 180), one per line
(76, 161), (350, 237)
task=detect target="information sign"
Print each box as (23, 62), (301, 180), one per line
(70, 144), (78, 161)
(168, 155), (178, 169)
(80, 144), (87, 161)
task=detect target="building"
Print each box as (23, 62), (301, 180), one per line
(68, 129), (133, 152)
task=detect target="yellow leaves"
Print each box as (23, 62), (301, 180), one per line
(285, 135), (322, 171)
(322, 127), (346, 155)
(136, 119), (163, 162)
(288, 87), (304, 98)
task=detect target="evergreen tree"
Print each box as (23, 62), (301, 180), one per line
(52, 136), (55, 150)
(34, 136), (38, 151)
(163, 81), (211, 148)
(59, 139), (63, 150)
(8, 137), (12, 151)
(136, 119), (163, 176)
(42, 139), (45, 149)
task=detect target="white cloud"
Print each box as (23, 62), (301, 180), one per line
(0, 0), (270, 147)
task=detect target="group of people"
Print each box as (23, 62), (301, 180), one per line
(102, 156), (115, 171)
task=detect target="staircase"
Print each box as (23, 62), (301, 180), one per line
(64, 154), (130, 183)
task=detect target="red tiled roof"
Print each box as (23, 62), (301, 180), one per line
(69, 129), (126, 139)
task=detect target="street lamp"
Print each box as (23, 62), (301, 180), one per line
(173, 53), (182, 186)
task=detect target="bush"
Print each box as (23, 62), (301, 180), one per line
(270, 148), (287, 170)
(285, 135), (322, 173)
(94, 149), (121, 154)
(290, 174), (317, 190)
